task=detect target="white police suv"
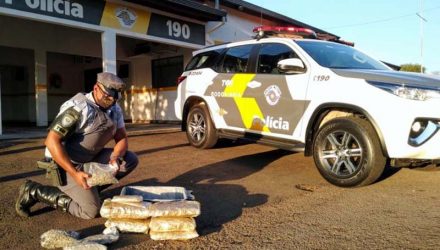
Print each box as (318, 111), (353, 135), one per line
(175, 26), (440, 187)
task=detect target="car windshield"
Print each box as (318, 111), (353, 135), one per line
(295, 40), (389, 70)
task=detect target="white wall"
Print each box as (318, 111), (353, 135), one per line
(129, 55), (156, 122)
(207, 6), (278, 45)
(128, 47), (193, 122)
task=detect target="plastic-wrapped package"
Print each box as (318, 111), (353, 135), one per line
(100, 199), (151, 219)
(40, 230), (80, 249)
(121, 186), (195, 202)
(115, 201), (148, 208)
(147, 201), (201, 217)
(63, 243), (107, 250)
(81, 227), (119, 245)
(149, 217), (196, 232)
(100, 199), (113, 218)
(111, 195), (143, 203)
(41, 227), (119, 249)
(83, 162), (118, 187)
(149, 230), (199, 241)
(105, 218), (150, 233)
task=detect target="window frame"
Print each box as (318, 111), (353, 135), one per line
(255, 42), (305, 75)
(185, 48), (225, 71)
(216, 44), (258, 74)
(151, 55), (184, 88)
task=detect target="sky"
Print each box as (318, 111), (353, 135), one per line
(247, 0), (440, 74)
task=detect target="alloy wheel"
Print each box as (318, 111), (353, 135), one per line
(319, 130), (363, 177)
(188, 111), (206, 143)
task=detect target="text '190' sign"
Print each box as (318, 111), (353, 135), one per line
(147, 13), (205, 45)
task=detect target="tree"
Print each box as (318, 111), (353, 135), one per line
(400, 63), (426, 73)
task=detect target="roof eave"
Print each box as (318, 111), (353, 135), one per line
(123, 0), (227, 22)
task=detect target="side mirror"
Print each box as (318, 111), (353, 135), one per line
(277, 58), (306, 74)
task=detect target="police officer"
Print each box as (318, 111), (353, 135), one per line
(16, 72), (138, 219)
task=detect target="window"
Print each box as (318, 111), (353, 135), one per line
(296, 41), (388, 70)
(185, 49), (224, 71)
(257, 43), (298, 74)
(220, 45), (254, 73)
(152, 56), (183, 88)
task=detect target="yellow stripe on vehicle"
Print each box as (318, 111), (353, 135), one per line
(223, 74), (254, 96)
(235, 98), (269, 132)
(224, 74), (270, 132)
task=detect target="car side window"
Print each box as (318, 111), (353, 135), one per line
(219, 45), (254, 73)
(185, 49), (224, 71)
(257, 43), (299, 74)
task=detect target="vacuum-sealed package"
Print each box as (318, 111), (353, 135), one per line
(147, 200), (201, 217)
(149, 217), (196, 232)
(111, 195), (143, 203)
(80, 227), (119, 245)
(149, 230), (199, 241)
(105, 218), (150, 234)
(41, 227), (119, 249)
(40, 229), (80, 249)
(83, 162), (118, 187)
(100, 199), (151, 219)
(120, 186), (195, 202)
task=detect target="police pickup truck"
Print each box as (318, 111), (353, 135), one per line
(175, 26), (440, 187)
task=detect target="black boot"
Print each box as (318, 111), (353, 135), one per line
(34, 184), (72, 213)
(15, 180), (40, 217)
(15, 180), (72, 217)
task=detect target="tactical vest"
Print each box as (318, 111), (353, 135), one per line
(64, 93), (117, 163)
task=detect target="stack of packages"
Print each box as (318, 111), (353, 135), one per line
(100, 187), (201, 241)
(100, 195), (152, 234)
(148, 200), (200, 240)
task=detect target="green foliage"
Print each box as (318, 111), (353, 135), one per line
(400, 63), (426, 73)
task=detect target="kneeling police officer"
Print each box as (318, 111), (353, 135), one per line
(16, 72), (139, 219)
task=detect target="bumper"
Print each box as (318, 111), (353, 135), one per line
(375, 100), (440, 160)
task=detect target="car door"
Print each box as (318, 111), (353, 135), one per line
(204, 42), (310, 140)
(204, 44), (257, 131)
(244, 42), (311, 139)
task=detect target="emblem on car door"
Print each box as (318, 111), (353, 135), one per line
(264, 85), (282, 106)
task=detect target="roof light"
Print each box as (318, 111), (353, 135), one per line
(253, 26), (317, 39)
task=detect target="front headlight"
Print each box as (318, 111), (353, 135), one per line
(367, 81), (440, 101)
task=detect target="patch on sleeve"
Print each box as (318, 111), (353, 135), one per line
(52, 124), (69, 136)
(49, 107), (81, 138)
(61, 114), (75, 127)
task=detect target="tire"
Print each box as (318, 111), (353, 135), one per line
(312, 116), (386, 187)
(185, 103), (218, 149)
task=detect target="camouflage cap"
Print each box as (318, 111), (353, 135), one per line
(96, 72), (125, 99)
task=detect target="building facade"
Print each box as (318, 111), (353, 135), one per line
(0, 0), (340, 134)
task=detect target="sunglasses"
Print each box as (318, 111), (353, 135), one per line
(97, 83), (118, 100)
